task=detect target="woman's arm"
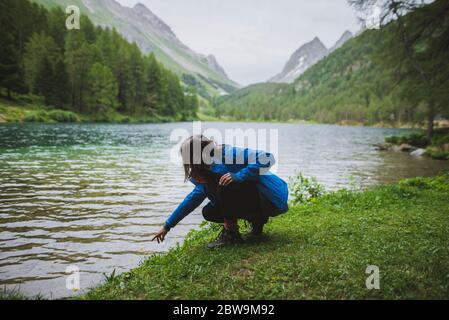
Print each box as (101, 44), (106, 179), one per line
(231, 147), (276, 182)
(153, 183), (206, 243)
(163, 184), (207, 231)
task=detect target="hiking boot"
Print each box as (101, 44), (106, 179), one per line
(243, 221), (266, 242)
(248, 221), (265, 236)
(207, 228), (244, 249)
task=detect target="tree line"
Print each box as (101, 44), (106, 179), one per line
(350, 0), (449, 138)
(0, 0), (199, 121)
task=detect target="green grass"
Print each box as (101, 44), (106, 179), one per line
(197, 112), (220, 122)
(23, 110), (81, 123)
(0, 287), (44, 300)
(0, 97), (188, 124)
(0, 97), (38, 122)
(385, 131), (430, 147)
(82, 173), (449, 300)
(0, 97), (83, 123)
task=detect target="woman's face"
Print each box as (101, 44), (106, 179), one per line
(188, 163), (213, 183)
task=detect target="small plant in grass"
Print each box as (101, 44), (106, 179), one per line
(103, 269), (118, 283)
(0, 286), (45, 300)
(289, 171), (326, 205)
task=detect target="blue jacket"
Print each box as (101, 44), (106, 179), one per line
(164, 145), (289, 230)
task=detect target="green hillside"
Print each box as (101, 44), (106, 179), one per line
(217, 29), (398, 123)
(31, 0), (239, 96)
(0, 0), (199, 122)
(217, 1), (449, 128)
(215, 83), (289, 120)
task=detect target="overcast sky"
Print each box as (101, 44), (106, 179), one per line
(116, 0), (360, 85)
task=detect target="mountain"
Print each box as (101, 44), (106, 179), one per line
(32, 0), (239, 95)
(329, 30), (353, 53)
(269, 37), (328, 84)
(218, 0), (449, 128)
(269, 31), (353, 84)
(217, 28), (393, 122)
(201, 55), (228, 79)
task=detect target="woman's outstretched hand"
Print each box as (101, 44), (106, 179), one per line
(219, 173), (235, 186)
(152, 227), (168, 243)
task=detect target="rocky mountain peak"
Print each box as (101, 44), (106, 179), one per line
(269, 37), (328, 84)
(330, 30), (353, 52)
(269, 31), (353, 84)
(132, 2), (178, 42)
(35, 0), (239, 94)
(202, 54), (228, 78)
(133, 2), (149, 13)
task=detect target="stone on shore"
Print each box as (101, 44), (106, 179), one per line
(410, 148), (427, 157)
(374, 143), (393, 151)
(393, 143), (416, 152)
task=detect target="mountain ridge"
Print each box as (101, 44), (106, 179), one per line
(329, 30), (353, 52)
(269, 31), (353, 84)
(217, 28), (381, 122)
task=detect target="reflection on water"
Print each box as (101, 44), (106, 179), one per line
(0, 122), (447, 298)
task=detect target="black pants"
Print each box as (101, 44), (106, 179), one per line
(202, 178), (269, 225)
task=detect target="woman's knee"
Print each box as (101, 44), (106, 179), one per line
(217, 182), (255, 201)
(202, 204), (223, 223)
(217, 184), (235, 201)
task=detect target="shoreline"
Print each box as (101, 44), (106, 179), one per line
(2, 173), (449, 300)
(2, 99), (447, 131)
(80, 173), (449, 300)
(377, 129), (449, 161)
(78, 173), (447, 300)
(198, 112), (447, 130)
(0, 99), (190, 125)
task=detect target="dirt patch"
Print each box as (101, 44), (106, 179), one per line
(235, 268), (253, 279)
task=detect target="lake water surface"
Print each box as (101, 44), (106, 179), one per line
(1, 122), (448, 298)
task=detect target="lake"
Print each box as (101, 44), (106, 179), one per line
(0, 122), (448, 298)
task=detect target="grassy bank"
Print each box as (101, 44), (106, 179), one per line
(0, 98), (186, 124)
(83, 174), (449, 300)
(385, 128), (449, 160)
(2, 98), (445, 130)
(195, 111), (447, 129)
